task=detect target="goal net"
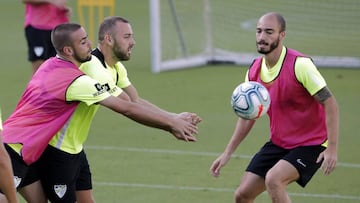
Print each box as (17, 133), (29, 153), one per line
(150, 0), (360, 73)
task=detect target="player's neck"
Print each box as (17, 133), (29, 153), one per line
(56, 54), (80, 67)
(56, 54), (72, 63)
(264, 47), (282, 68)
(98, 46), (117, 67)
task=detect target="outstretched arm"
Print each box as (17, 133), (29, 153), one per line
(100, 95), (199, 142)
(22, 0), (66, 6)
(123, 84), (177, 115)
(123, 84), (202, 125)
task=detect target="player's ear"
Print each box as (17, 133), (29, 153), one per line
(63, 46), (73, 56)
(280, 31), (286, 39)
(104, 34), (113, 45)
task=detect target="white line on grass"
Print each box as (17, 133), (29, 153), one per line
(86, 145), (360, 168)
(94, 181), (360, 201)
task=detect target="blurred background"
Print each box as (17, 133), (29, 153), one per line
(0, 0), (359, 202)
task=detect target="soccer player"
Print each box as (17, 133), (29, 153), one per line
(39, 16), (202, 203)
(210, 12), (339, 203)
(22, 0), (70, 74)
(0, 108), (18, 203)
(2, 23), (200, 203)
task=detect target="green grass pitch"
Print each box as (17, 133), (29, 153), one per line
(0, 0), (359, 202)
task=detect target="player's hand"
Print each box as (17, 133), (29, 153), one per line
(210, 153), (231, 177)
(177, 112), (202, 125)
(316, 147), (337, 175)
(170, 117), (198, 142)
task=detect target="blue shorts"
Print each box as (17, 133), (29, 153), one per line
(39, 145), (92, 203)
(25, 25), (56, 61)
(246, 141), (326, 187)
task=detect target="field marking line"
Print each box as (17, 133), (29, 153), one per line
(93, 181), (360, 201)
(86, 145), (360, 168)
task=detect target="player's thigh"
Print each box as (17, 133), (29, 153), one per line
(76, 190), (95, 203)
(25, 25), (55, 61)
(18, 180), (47, 203)
(266, 159), (299, 186)
(4, 145), (41, 188)
(39, 146), (81, 202)
(282, 145), (325, 187)
(236, 171), (266, 197)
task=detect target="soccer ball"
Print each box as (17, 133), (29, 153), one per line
(231, 81), (270, 120)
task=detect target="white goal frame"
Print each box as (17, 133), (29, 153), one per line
(150, 0), (360, 73)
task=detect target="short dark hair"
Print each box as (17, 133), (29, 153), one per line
(51, 23), (82, 53)
(98, 16), (130, 41)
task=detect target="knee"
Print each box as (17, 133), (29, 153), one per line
(264, 172), (285, 193)
(234, 186), (253, 202)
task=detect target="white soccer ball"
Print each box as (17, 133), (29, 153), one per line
(231, 81), (271, 120)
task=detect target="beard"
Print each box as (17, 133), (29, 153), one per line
(113, 39), (131, 61)
(257, 37), (280, 54)
(74, 53), (92, 63)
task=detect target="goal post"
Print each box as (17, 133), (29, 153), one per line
(150, 0), (360, 73)
(77, 0), (115, 43)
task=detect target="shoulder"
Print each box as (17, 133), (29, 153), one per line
(295, 57), (326, 95)
(80, 56), (104, 74)
(70, 75), (100, 90)
(294, 57), (317, 75)
(67, 75), (111, 104)
(115, 62), (127, 72)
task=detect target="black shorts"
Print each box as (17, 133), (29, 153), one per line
(246, 141), (326, 187)
(25, 25), (56, 61)
(39, 145), (92, 203)
(5, 144), (41, 189)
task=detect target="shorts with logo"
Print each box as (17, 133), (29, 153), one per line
(4, 144), (41, 189)
(39, 145), (92, 203)
(246, 141), (326, 187)
(25, 25), (56, 61)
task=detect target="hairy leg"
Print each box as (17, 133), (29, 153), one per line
(265, 160), (299, 203)
(76, 189), (95, 203)
(234, 172), (266, 203)
(18, 180), (47, 203)
(31, 60), (44, 74)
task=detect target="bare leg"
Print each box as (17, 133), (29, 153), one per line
(31, 60), (44, 74)
(265, 160), (299, 203)
(76, 189), (95, 203)
(18, 180), (47, 203)
(234, 172), (266, 203)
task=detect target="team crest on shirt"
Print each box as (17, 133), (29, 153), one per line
(34, 46), (44, 57)
(54, 184), (67, 198)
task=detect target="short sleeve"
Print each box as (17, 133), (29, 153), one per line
(115, 62), (131, 88)
(295, 57), (327, 96)
(66, 75), (112, 106)
(80, 56), (123, 98)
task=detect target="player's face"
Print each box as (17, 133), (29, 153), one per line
(71, 27), (92, 63)
(111, 21), (135, 61)
(255, 16), (284, 55)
